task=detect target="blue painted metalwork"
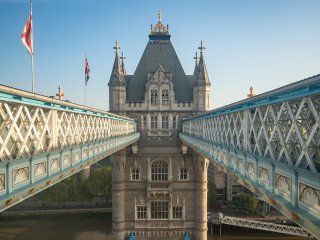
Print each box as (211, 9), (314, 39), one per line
(180, 75), (320, 239)
(188, 74), (320, 121)
(0, 84), (133, 122)
(128, 232), (136, 240)
(0, 84), (140, 211)
(183, 232), (191, 240)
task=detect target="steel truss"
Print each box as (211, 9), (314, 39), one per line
(0, 85), (139, 211)
(180, 75), (320, 239)
(219, 215), (309, 237)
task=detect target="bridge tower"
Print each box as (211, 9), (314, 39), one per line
(108, 14), (211, 240)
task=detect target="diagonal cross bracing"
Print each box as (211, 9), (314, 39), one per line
(0, 85), (139, 211)
(180, 74), (320, 239)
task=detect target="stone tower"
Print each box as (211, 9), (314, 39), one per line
(108, 14), (211, 240)
(193, 41), (211, 111)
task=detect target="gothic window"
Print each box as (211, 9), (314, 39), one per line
(162, 90), (169, 104)
(162, 116), (169, 129)
(179, 168), (188, 180)
(172, 206), (183, 219)
(151, 201), (169, 219)
(131, 168), (140, 181)
(151, 116), (158, 129)
(151, 90), (158, 104)
(173, 116), (177, 129)
(137, 206), (147, 219)
(151, 161), (168, 181)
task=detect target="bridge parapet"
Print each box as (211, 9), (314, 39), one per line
(180, 74), (320, 239)
(0, 85), (139, 211)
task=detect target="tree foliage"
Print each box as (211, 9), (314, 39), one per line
(35, 166), (112, 207)
(207, 182), (217, 210)
(238, 192), (259, 213)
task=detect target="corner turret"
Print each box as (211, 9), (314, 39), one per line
(193, 41), (211, 111)
(108, 41), (126, 112)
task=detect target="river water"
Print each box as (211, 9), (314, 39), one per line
(0, 217), (307, 240)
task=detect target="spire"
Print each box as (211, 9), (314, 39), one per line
(194, 41), (210, 86)
(193, 51), (199, 75)
(108, 40), (126, 87)
(120, 51), (126, 75)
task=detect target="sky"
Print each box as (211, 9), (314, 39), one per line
(0, 0), (320, 111)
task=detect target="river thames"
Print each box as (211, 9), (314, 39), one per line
(0, 217), (308, 240)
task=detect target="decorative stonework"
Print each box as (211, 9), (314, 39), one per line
(275, 173), (291, 197)
(73, 151), (81, 164)
(259, 167), (270, 186)
(299, 183), (320, 212)
(35, 161), (46, 177)
(51, 157), (60, 171)
(63, 154), (71, 167)
(247, 162), (254, 178)
(83, 149), (89, 159)
(13, 166), (29, 185)
(237, 158), (243, 171)
(0, 173), (5, 191)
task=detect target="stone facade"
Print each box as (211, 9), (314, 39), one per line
(108, 15), (210, 240)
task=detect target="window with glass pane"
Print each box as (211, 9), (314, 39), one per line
(162, 90), (169, 104)
(180, 168), (188, 180)
(131, 168), (140, 181)
(137, 206), (147, 219)
(162, 116), (169, 129)
(151, 116), (158, 129)
(151, 90), (158, 104)
(173, 116), (177, 129)
(173, 206), (183, 219)
(151, 161), (168, 181)
(151, 201), (169, 219)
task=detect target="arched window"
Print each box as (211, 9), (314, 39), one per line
(162, 90), (169, 104)
(151, 160), (168, 181)
(151, 90), (158, 104)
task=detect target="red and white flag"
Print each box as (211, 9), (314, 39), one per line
(21, 12), (33, 55)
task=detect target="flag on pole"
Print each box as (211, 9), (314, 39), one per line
(85, 58), (90, 85)
(21, 12), (33, 55)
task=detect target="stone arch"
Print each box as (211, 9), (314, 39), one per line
(259, 167), (269, 185)
(300, 185), (320, 211)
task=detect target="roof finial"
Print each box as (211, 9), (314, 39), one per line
(56, 84), (64, 100)
(194, 51), (199, 66)
(113, 40), (120, 54)
(198, 40), (205, 55)
(158, 11), (161, 22)
(247, 86), (256, 98)
(121, 51), (126, 62)
(120, 51), (126, 75)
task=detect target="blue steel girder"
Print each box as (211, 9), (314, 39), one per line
(0, 85), (140, 211)
(180, 74), (320, 239)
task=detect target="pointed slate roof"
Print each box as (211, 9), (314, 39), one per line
(108, 41), (126, 87)
(194, 41), (211, 87)
(126, 17), (193, 102)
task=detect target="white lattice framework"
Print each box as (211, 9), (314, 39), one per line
(181, 75), (320, 239)
(0, 85), (139, 211)
(0, 101), (135, 161)
(184, 95), (320, 174)
(219, 215), (309, 237)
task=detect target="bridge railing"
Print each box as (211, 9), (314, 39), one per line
(180, 74), (320, 238)
(0, 85), (139, 210)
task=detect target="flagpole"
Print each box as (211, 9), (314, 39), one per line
(30, 0), (35, 93)
(85, 52), (87, 106)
